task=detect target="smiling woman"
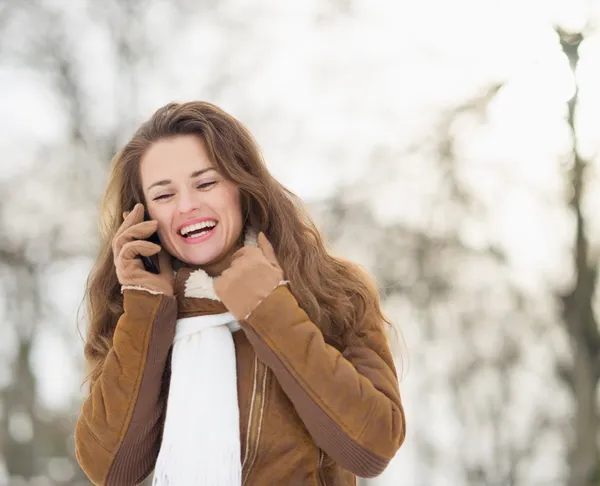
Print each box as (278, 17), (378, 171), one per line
(140, 135), (244, 274)
(74, 101), (406, 486)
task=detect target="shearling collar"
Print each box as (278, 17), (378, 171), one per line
(174, 229), (257, 318)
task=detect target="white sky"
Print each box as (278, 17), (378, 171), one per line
(2, 0), (600, 484)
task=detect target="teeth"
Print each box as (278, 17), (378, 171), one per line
(180, 221), (217, 236)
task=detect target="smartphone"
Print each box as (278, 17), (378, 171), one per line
(141, 211), (161, 274)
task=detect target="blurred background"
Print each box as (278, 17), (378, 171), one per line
(1, 0), (600, 485)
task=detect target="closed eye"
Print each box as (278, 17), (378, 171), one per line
(153, 194), (173, 201)
(197, 181), (217, 190)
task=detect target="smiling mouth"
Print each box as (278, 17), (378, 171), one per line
(178, 220), (218, 239)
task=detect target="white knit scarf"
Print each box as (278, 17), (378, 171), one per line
(153, 232), (256, 486)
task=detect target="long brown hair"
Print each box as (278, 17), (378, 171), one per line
(83, 101), (396, 388)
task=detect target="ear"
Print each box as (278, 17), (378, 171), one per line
(257, 232), (279, 266)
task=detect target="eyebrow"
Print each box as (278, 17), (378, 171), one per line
(146, 168), (216, 191)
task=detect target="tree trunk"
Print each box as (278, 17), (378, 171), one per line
(568, 342), (599, 486)
(556, 27), (600, 486)
(2, 340), (36, 478)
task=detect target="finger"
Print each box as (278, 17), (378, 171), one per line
(122, 220), (158, 240)
(231, 247), (250, 260)
(113, 220), (158, 255)
(213, 272), (231, 296)
(213, 275), (224, 297)
(120, 240), (161, 261)
(129, 203), (145, 224)
(158, 249), (173, 276)
(122, 203), (144, 228)
(115, 203), (144, 239)
(257, 232), (278, 266)
(230, 247), (262, 267)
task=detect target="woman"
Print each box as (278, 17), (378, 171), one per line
(75, 101), (406, 486)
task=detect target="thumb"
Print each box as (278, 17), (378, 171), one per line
(258, 232), (279, 266)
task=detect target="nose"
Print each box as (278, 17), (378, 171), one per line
(176, 188), (201, 215)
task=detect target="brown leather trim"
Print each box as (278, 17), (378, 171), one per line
(105, 294), (177, 485)
(240, 323), (390, 478)
(242, 357), (269, 484)
(241, 355), (258, 469)
(177, 296), (227, 318)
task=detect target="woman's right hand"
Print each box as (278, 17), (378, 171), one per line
(113, 203), (174, 296)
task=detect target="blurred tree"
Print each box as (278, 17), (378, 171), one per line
(317, 85), (561, 485)
(1, 1), (599, 486)
(0, 0), (218, 483)
(321, 18), (600, 486)
(554, 25), (599, 486)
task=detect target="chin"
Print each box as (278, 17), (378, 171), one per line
(181, 253), (217, 267)
(183, 246), (224, 266)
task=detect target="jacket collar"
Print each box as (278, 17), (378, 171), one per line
(174, 228), (257, 318)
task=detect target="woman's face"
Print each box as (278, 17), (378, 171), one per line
(140, 134), (243, 270)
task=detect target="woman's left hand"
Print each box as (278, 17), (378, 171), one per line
(214, 232), (285, 321)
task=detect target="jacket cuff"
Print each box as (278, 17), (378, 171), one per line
(121, 284), (164, 296)
(243, 280), (290, 321)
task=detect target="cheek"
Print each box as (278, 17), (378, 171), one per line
(148, 207), (173, 236)
(216, 185), (243, 222)
(229, 193), (242, 221)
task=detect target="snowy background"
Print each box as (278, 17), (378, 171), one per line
(1, 0), (600, 484)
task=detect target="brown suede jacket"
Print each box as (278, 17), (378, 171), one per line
(75, 279), (406, 485)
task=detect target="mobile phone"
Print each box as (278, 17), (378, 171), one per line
(141, 211), (161, 274)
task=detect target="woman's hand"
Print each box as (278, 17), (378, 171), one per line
(214, 232), (285, 320)
(113, 203), (174, 296)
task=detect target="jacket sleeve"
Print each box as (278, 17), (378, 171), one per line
(241, 285), (406, 478)
(75, 290), (177, 486)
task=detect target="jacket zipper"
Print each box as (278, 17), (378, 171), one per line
(317, 449), (326, 485)
(242, 355), (269, 484)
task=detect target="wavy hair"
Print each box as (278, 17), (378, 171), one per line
(83, 101), (396, 388)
